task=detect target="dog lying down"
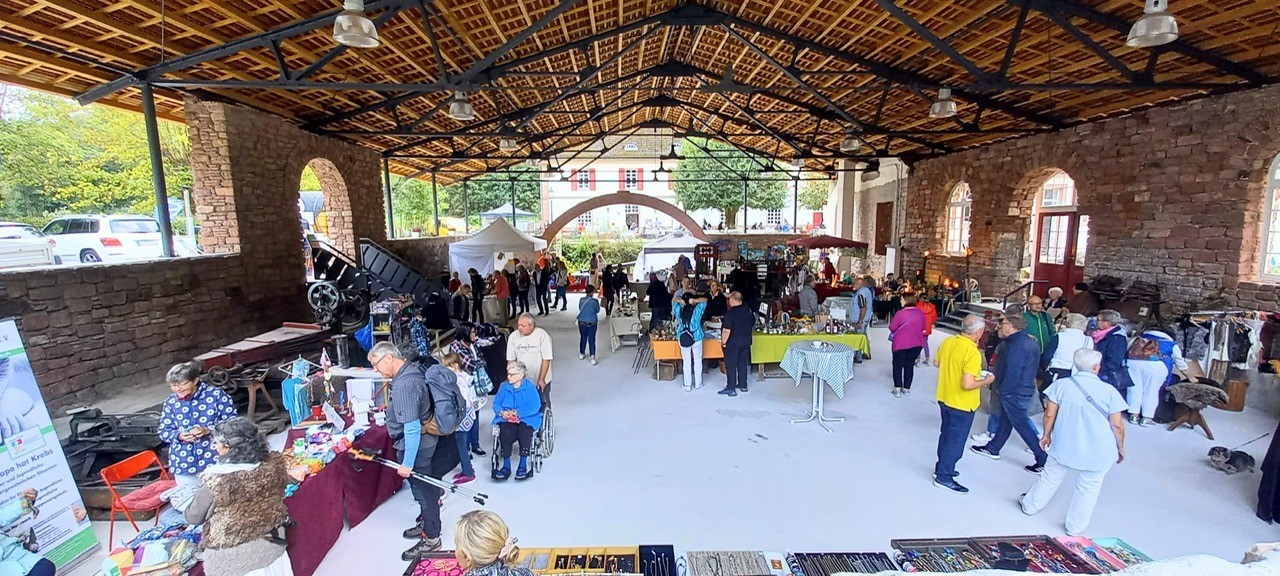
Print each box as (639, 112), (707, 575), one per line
(1210, 446), (1257, 475)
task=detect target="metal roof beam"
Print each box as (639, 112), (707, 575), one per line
(872, 0), (995, 83)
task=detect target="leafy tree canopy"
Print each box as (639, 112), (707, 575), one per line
(672, 138), (785, 228)
(798, 178), (832, 210)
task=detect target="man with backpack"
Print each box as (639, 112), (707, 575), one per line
(368, 341), (467, 560)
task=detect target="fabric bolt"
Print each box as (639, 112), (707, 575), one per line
(506, 327), (554, 384)
(498, 422), (535, 457)
(158, 384), (238, 475)
(888, 306), (928, 351)
(1126, 360), (1169, 419)
(578, 322), (597, 356)
(779, 340), (854, 398)
(1020, 456), (1110, 536)
(935, 402), (977, 483)
(681, 340), (705, 389)
(725, 345), (750, 390)
(1042, 372), (1127, 471)
(892, 347), (923, 390)
(936, 335), (984, 411)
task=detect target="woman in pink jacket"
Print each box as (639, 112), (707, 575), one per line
(888, 292), (928, 397)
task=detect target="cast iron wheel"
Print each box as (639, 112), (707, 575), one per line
(307, 282), (341, 311)
(205, 366), (233, 393)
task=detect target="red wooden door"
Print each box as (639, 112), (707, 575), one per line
(1033, 213), (1087, 296)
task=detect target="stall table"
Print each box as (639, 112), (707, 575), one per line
(650, 333), (869, 381)
(814, 284), (854, 303)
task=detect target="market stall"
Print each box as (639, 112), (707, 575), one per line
(650, 332), (870, 381)
(448, 217), (547, 277)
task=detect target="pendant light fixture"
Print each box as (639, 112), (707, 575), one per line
(929, 88), (958, 119)
(448, 91), (475, 121)
(839, 134), (863, 153)
(333, 0), (380, 48)
(791, 158), (805, 170)
(499, 138), (518, 152)
(1126, 0), (1178, 48)
(860, 160), (882, 183)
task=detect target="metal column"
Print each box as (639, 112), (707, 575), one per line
(140, 83), (174, 257)
(383, 158), (395, 239)
(792, 175), (799, 230)
(742, 179), (749, 233)
(463, 180), (470, 234)
(509, 177), (516, 222)
(431, 170), (440, 235)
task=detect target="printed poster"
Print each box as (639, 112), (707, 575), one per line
(0, 318), (99, 571)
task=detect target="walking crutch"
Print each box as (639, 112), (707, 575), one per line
(350, 448), (489, 505)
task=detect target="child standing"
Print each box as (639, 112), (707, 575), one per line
(455, 511), (532, 576)
(442, 352), (479, 484)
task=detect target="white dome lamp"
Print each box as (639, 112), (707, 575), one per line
(1127, 0), (1179, 48)
(448, 91), (475, 121)
(499, 137), (519, 152)
(929, 88), (958, 119)
(333, 0), (380, 48)
(839, 134), (864, 153)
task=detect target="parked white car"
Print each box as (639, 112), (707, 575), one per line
(41, 215), (167, 264)
(0, 222), (60, 269)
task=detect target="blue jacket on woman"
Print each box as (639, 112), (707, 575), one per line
(1095, 327), (1135, 392)
(673, 301), (706, 343)
(492, 378), (543, 431)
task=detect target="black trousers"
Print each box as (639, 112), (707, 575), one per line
(604, 292), (616, 315)
(471, 296), (484, 323)
(892, 347), (923, 389)
(725, 344), (750, 390)
(536, 287), (550, 314)
(517, 290), (530, 313)
(398, 437), (441, 538)
(498, 421), (535, 458)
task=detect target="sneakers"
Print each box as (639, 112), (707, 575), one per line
(453, 474), (475, 485)
(590, 357), (597, 366)
(970, 432), (994, 444)
(515, 462), (532, 481)
(903, 389), (911, 397)
(717, 387), (738, 397)
(970, 445), (1001, 460)
(892, 388), (903, 398)
(401, 536), (443, 561)
(493, 463), (511, 481)
(579, 353), (585, 360)
(738, 386), (749, 393)
(402, 526), (424, 540)
(1025, 463), (1045, 475)
(471, 447), (486, 457)
(932, 477), (970, 494)
(683, 384), (692, 392)
(1128, 414), (1140, 425)
(694, 381), (704, 390)
(1141, 417), (1155, 427)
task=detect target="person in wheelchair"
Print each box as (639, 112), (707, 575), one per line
(492, 361), (543, 481)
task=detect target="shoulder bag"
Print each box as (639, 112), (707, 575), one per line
(1065, 376), (1110, 419)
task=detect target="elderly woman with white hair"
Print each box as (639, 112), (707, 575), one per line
(157, 362), (238, 488)
(1046, 286), (1068, 309)
(1044, 313), (1094, 383)
(1020, 348), (1127, 536)
(491, 361), (543, 481)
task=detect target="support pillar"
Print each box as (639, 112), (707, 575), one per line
(463, 180), (470, 234)
(792, 175), (799, 231)
(510, 176), (516, 223)
(742, 179), (749, 233)
(383, 157), (395, 239)
(431, 170), (440, 235)
(141, 83), (174, 257)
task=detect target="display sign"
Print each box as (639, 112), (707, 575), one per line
(0, 318), (99, 570)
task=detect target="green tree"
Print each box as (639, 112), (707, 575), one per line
(442, 166), (540, 220)
(390, 175), (449, 235)
(798, 178), (832, 210)
(299, 167), (322, 191)
(672, 138), (785, 228)
(0, 87), (191, 223)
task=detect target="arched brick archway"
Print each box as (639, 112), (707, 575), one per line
(541, 192), (709, 242)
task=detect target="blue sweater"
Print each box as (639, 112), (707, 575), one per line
(993, 330), (1040, 398)
(673, 301), (707, 342)
(492, 379), (544, 431)
(577, 296), (601, 323)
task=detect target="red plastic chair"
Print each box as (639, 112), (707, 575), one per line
(100, 450), (175, 544)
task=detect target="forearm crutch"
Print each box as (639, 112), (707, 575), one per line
(350, 448), (489, 505)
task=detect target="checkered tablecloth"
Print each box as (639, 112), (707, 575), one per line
(779, 340), (855, 398)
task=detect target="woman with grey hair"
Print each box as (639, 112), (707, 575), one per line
(1091, 310), (1134, 394)
(1045, 313), (1094, 382)
(157, 362), (237, 488)
(186, 417), (292, 576)
(490, 361), (543, 481)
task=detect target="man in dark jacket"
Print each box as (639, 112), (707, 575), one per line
(535, 261), (552, 316)
(469, 268), (485, 323)
(971, 313), (1050, 474)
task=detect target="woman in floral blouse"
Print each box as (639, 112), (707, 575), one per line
(157, 362), (238, 488)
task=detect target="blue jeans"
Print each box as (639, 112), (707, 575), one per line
(454, 431), (475, 477)
(985, 393), (1048, 465)
(554, 286), (568, 309)
(578, 321), (597, 356)
(467, 419), (480, 451)
(987, 393), (1041, 436)
(935, 402), (976, 482)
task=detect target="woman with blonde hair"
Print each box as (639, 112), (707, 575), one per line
(454, 511), (532, 576)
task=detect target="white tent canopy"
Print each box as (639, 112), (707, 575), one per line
(448, 217), (548, 276)
(634, 232), (702, 280)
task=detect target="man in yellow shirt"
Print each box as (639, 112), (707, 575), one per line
(933, 314), (995, 494)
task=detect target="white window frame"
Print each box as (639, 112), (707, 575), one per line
(1261, 155), (1280, 281)
(946, 182), (972, 255)
(766, 209), (782, 226)
(576, 212), (593, 227)
(624, 169), (638, 190)
(576, 170), (590, 189)
(624, 204), (639, 214)
(1040, 171), (1077, 209)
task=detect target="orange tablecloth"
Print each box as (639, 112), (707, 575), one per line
(652, 339), (723, 361)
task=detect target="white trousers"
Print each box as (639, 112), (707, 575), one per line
(1020, 456), (1110, 536)
(681, 340), (704, 389)
(1126, 360), (1169, 418)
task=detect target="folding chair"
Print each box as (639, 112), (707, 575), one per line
(101, 450), (175, 544)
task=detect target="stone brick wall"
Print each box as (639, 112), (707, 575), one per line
(902, 84), (1280, 309)
(383, 237), (458, 279)
(0, 256), (300, 412)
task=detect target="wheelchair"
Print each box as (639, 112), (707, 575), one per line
(490, 405), (555, 477)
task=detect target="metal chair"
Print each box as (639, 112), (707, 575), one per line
(100, 450), (174, 544)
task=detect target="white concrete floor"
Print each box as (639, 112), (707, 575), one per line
(69, 310), (1280, 575)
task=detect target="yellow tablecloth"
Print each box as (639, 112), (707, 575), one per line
(651, 333), (869, 363)
(749, 333), (871, 363)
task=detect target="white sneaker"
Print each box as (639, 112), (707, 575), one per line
(891, 388), (902, 398)
(683, 384), (692, 392)
(1141, 417), (1155, 427)
(970, 432), (994, 444)
(694, 382), (704, 389)
(903, 389), (911, 397)
(590, 357), (597, 366)
(579, 353), (585, 360)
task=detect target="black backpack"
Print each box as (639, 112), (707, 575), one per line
(421, 364), (468, 436)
